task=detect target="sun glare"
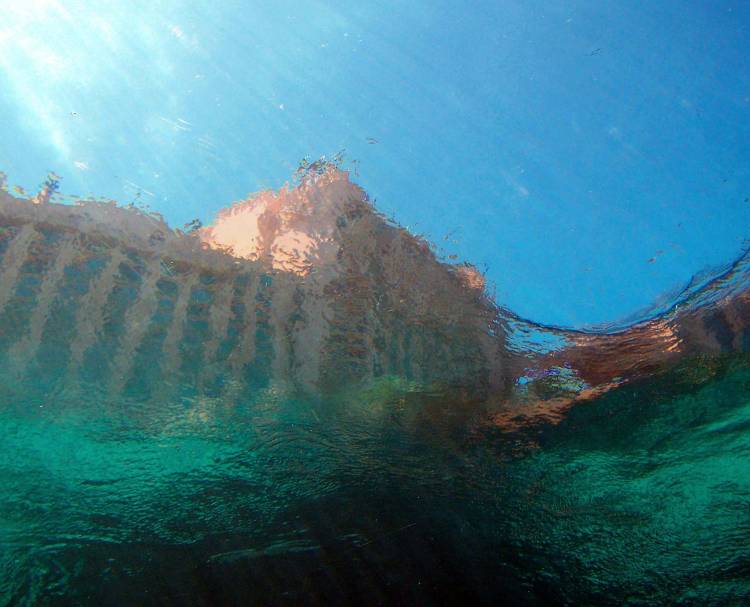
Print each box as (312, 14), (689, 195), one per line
(0, 1), (181, 165)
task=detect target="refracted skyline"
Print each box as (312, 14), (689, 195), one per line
(2, 165), (748, 432)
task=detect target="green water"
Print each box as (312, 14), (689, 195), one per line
(1, 354), (750, 605)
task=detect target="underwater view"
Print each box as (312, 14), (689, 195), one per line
(1, 2), (750, 606)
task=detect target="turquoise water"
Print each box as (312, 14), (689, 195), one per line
(2, 349), (750, 604)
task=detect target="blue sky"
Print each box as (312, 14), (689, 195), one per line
(0, 1), (748, 327)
